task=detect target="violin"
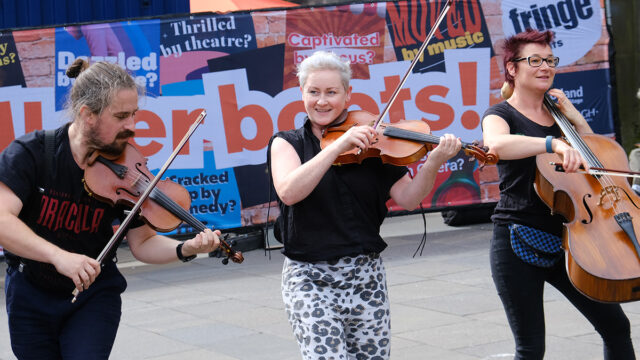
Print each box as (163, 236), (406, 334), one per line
(70, 110), (242, 303)
(319, 0), (496, 168)
(321, 110), (497, 167)
(82, 144), (244, 265)
(535, 93), (640, 303)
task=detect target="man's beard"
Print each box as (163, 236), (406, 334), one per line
(87, 125), (135, 157)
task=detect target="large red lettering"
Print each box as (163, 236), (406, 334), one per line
(219, 84), (273, 153)
(348, 93), (379, 115)
(430, 1), (445, 39)
(410, 1), (428, 41)
(132, 110), (165, 157)
(277, 101), (305, 132)
(0, 102), (14, 150)
(24, 102), (42, 134)
(388, 0), (482, 47)
(415, 85), (454, 131)
(386, 3), (414, 46)
(449, 0), (483, 37)
(379, 76), (412, 123)
(172, 109), (204, 155)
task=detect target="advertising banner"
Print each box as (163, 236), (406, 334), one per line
(0, 0), (614, 245)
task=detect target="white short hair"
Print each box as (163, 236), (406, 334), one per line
(296, 51), (351, 90)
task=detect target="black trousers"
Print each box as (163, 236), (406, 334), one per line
(5, 261), (127, 360)
(491, 223), (635, 360)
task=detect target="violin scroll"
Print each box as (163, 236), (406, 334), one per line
(217, 234), (244, 264)
(462, 140), (498, 168)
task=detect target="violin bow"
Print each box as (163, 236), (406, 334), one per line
(549, 162), (640, 179)
(71, 110), (207, 303)
(544, 94), (640, 179)
(373, 0), (453, 130)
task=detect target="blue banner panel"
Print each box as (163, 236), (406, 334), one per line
(554, 69), (614, 135)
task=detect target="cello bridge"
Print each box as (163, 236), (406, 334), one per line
(597, 185), (621, 206)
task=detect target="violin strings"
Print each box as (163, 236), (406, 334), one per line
(384, 126), (441, 144)
(109, 166), (211, 232)
(138, 178), (207, 232)
(384, 125), (475, 152)
(133, 177), (234, 251)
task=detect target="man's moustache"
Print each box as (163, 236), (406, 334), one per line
(117, 130), (135, 139)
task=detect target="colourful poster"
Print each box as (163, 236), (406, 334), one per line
(0, 33), (26, 88)
(54, 20), (160, 110)
(159, 13), (257, 91)
(0, 0), (617, 235)
(283, 3), (388, 89)
(386, 0), (493, 73)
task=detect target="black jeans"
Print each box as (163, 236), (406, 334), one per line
(5, 261), (127, 360)
(491, 223), (635, 360)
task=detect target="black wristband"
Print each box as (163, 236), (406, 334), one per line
(176, 242), (197, 262)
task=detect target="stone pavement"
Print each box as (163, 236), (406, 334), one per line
(0, 213), (639, 359)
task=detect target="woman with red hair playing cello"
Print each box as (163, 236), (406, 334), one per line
(482, 29), (635, 359)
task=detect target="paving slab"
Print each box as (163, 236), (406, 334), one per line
(0, 213), (638, 359)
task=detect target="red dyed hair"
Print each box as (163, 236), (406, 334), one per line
(502, 29), (554, 87)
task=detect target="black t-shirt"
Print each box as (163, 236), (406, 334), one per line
(269, 118), (408, 262)
(0, 124), (143, 275)
(482, 101), (564, 236)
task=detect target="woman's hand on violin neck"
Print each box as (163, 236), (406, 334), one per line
(182, 228), (221, 256)
(428, 134), (462, 164)
(389, 134), (462, 210)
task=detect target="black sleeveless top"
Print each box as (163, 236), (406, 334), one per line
(482, 101), (565, 236)
(268, 118), (407, 262)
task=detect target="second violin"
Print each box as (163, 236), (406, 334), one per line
(83, 144), (244, 265)
(320, 110), (497, 167)
(319, 0), (494, 169)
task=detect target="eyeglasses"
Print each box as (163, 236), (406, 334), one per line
(512, 55), (559, 68)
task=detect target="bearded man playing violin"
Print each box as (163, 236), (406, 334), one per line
(0, 59), (221, 360)
(268, 50), (462, 360)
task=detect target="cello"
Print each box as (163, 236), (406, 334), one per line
(535, 93), (640, 303)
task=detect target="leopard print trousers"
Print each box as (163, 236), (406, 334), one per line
(282, 253), (391, 360)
